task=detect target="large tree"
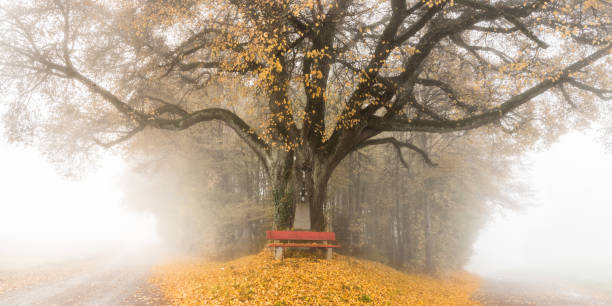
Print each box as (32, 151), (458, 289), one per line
(1, 0), (610, 230)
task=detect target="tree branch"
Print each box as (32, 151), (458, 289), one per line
(26, 52), (272, 167)
(456, 0), (549, 48)
(405, 91), (446, 120)
(567, 78), (612, 100)
(355, 137), (436, 166)
(559, 84), (577, 109)
(334, 2), (443, 134)
(144, 96), (190, 117)
(415, 78), (478, 113)
(93, 124), (145, 148)
(469, 25), (519, 33)
(370, 44), (612, 133)
(450, 34), (513, 65)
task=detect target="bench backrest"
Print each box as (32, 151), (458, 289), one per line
(266, 230), (336, 241)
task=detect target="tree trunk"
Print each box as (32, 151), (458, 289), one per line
(308, 171), (329, 231)
(293, 154), (330, 232)
(269, 149), (332, 232)
(423, 178), (433, 274)
(391, 160), (401, 268)
(271, 153), (295, 230)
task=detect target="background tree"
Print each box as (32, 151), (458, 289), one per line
(121, 121), (273, 257)
(327, 128), (530, 273)
(0, 0), (610, 231)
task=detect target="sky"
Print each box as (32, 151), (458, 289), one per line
(467, 130), (612, 280)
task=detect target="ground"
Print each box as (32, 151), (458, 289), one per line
(0, 249), (167, 306)
(151, 250), (481, 305)
(473, 278), (612, 306)
(2, 249), (611, 305)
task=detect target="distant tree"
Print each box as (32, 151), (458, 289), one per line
(1, 0), (610, 230)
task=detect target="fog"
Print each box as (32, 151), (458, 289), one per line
(0, 136), (159, 270)
(1, 99), (611, 297)
(1, 121), (612, 306)
(468, 130), (612, 288)
(3, 128), (611, 281)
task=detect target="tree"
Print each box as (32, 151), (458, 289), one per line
(1, 0), (610, 231)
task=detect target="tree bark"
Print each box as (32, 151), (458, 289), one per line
(420, 133), (434, 274)
(269, 148), (334, 232)
(293, 153), (331, 232)
(423, 186), (433, 273)
(308, 170), (329, 231)
(271, 153), (295, 230)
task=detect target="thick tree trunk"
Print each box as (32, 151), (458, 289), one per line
(269, 148), (332, 232)
(293, 154), (330, 232)
(308, 172), (328, 231)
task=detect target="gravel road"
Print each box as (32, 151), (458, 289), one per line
(0, 250), (167, 306)
(473, 278), (612, 306)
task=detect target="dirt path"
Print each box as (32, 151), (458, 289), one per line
(0, 250), (167, 306)
(473, 278), (612, 306)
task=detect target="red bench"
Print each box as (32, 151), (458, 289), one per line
(266, 230), (340, 260)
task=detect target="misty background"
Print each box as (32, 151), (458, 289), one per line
(2, 121), (612, 289)
(0, 131), (158, 270)
(467, 130), (612, 288)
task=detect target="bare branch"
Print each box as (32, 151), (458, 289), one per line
(415, 78), (478, 113)
(405, 91), (446, 120)
(93, 124), (145, 148)
(144, 96), (190, 117)
(559, 84), (577, 109)
(54, 0), (74, 70)
(355, 137), (437, 167)
(20, 51), (272, 167)
(469, 25), (519, 33)
(456, 0), (549, 48)
(450, 34), (513, 65)
(567, 78), (612, 100)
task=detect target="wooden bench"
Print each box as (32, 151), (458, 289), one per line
(266, 230), (340, 260)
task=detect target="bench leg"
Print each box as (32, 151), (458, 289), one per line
(326, 247), (332, 260)
(275, 246), (283, 260)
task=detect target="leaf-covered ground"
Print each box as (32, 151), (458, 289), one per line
(151, 250), (480, 305)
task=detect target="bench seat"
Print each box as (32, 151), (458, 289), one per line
(266, 230), (340, 260)
(267, 243), (341, 248)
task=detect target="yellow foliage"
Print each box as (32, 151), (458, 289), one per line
(151, 251), (481, 305)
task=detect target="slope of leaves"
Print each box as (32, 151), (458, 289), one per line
(151, 250), (480, 305)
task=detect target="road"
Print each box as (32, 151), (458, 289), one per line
(0, 249), (167, 306)
(473, 278), (612, 306)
